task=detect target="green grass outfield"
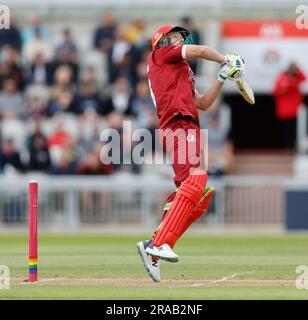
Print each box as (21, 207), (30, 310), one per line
(1, 234), (308, 299)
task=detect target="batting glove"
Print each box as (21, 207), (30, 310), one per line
(217, 63), (243, 82)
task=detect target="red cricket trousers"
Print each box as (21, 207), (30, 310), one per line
(160, 114), (206, 206)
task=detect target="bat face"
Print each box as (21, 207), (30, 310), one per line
(236, 77), (255, 105)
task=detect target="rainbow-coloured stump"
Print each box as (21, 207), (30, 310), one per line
(29, 181), (38, 282)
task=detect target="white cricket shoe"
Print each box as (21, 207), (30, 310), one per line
(145, 243), (179, 263)
(136, 241), (160, 282)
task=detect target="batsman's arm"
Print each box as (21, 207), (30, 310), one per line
(194, 80), (224, 111)
(184, 45), (225, 64)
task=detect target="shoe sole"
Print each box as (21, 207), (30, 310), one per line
(145, 248), (179, 263)
(136, 242), (160, 282)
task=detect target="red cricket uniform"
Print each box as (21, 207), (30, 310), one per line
(145, 40), (214, 250)
(147, 45), (199, 129)
(147, 45), (203, 188)
(273, 69), (306, 120)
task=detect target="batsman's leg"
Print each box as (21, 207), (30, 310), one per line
(156, 185), (215, 249)
(145, 171), (207, 262)
(169, 186), (215, 248)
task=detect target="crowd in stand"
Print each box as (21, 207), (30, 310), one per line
(0, 12), (233, 176)
(0, 12), (156, 175)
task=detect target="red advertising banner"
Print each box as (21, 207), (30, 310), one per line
(223, 20), (308, 38)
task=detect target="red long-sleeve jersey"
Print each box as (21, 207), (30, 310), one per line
(147, 45), (199, 128)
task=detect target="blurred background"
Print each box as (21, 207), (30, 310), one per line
(0, 0), (308, 234)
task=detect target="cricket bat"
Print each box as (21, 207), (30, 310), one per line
(236, 76), (255, 105)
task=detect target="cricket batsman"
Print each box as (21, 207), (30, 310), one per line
(136, 25), (244, 282)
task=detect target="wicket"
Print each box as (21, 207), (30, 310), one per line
(29, 180), (38, 282)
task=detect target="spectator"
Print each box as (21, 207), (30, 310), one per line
(126, 18), (146, 46)
(4, 47), (25, 90)
(23, 27), (53, 64)
(0, 78), (25, 119)
(82, 66), (100, 89)
(27, 53), (49, 85)
(26, 120), (45, 148)
(26, 91), (48, 119)
(207, 112), (234, 176)
(81, 65), (109, 98)
(74, 81), (102, 115)
(22, 15), (50, 45)
(136, 60), (147, 78)
(180, 16), (201, 74)
(0, 46), (24, 91)
(131, 79), (158, 157)
(0, 21), (22, 52)
(25, 84), (49, 119)
(50, 149), (76, 175)
(47, 121), (77, 171)
(108, 27), (132, 83)
(93, 11), (117, 52)
(109, 76), (133, 116)
(51, 65), (75, 90)
(131, 79), (157, 129)
(48, 89), (75, 116)
(100, 97), (117, 117)
(27, 131), (51, 172)
(0, 138), (25, 173)
(77, 144), (113, 175)
(48, 125), (72, 150)
(273, 63), (306, 149)
(55, 28), (78, 63)
(47, 45), (79, 85)
(77, 123), (102, 156)
(181, 16), (200, 46)
(130, 42), (152, 86)
(105, 111), (124, 130)
(47, 65), (76, 114)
